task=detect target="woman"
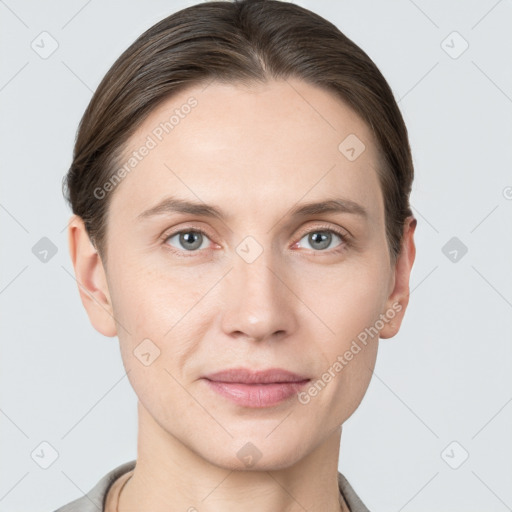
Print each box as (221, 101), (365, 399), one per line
(57, 0), (416, 510)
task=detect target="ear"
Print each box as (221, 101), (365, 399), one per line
(67, 214), (117, 337)
(379, 216), (417, 339)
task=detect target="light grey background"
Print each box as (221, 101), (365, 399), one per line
(1, 1), (511, 511)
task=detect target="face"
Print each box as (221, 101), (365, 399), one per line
(71, 78), (415, 470)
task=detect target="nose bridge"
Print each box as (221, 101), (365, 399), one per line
(220, 235), (295, 340)
(237, 242), (277, 300)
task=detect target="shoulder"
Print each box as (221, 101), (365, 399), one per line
(52, 460), (136, 512)
(338, 471), (371, 512)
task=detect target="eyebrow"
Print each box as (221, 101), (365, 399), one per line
(136, 196), (368, 222)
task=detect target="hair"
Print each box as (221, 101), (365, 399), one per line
(62, 0), (414, 266)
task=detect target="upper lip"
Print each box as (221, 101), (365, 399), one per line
(203, 368), (310, 384)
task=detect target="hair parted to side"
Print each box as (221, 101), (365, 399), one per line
(62, 0), (414, 266)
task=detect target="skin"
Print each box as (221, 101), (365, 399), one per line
(68, 78), (416, 512)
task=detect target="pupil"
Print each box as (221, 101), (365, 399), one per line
(181, 231), (201, 250)
(310, 232), (330, 250)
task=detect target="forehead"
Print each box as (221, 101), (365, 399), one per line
(108, 78), (384, 225)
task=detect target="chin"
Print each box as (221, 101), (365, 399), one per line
(199, 437), (307, 472)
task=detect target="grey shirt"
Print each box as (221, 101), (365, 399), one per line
(54, 459), (370, 512)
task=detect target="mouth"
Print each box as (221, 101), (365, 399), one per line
(201, 368), (311, 408)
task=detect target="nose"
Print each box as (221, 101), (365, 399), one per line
(219, 244), (298, 343)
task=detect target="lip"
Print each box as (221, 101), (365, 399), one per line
(201, 368), (310, 408)
(203, 368), (310, 384)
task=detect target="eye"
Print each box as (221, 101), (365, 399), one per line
(161, 225), (350, 257)
(296, 228), (347, 252)
(164, 230), (211, 252)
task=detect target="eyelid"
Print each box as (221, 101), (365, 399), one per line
(292, 223), (351, 254)
(295, 223), (350, 243)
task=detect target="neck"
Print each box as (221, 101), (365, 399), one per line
(119, 402), (349, 512)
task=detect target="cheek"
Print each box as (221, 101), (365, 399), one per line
(108, 260), (198, 335)
(293, 258), (386, 417)
(109, 265), (195, 423)
(295, 255), (390, 342)
(108, 261), (213, 383)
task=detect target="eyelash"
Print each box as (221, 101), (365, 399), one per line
(160, 224), (351, 258)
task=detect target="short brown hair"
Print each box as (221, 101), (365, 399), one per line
(62, 0), (414, 265)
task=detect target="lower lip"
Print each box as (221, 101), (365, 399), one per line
(203, 379), (310, 408)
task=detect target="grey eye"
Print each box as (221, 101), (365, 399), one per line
(166, 231), (209, 251)
(298, 231), (343, 251)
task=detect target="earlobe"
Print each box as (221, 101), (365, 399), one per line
(379, 216), (417, 339)
(67, 215), (118, 337)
